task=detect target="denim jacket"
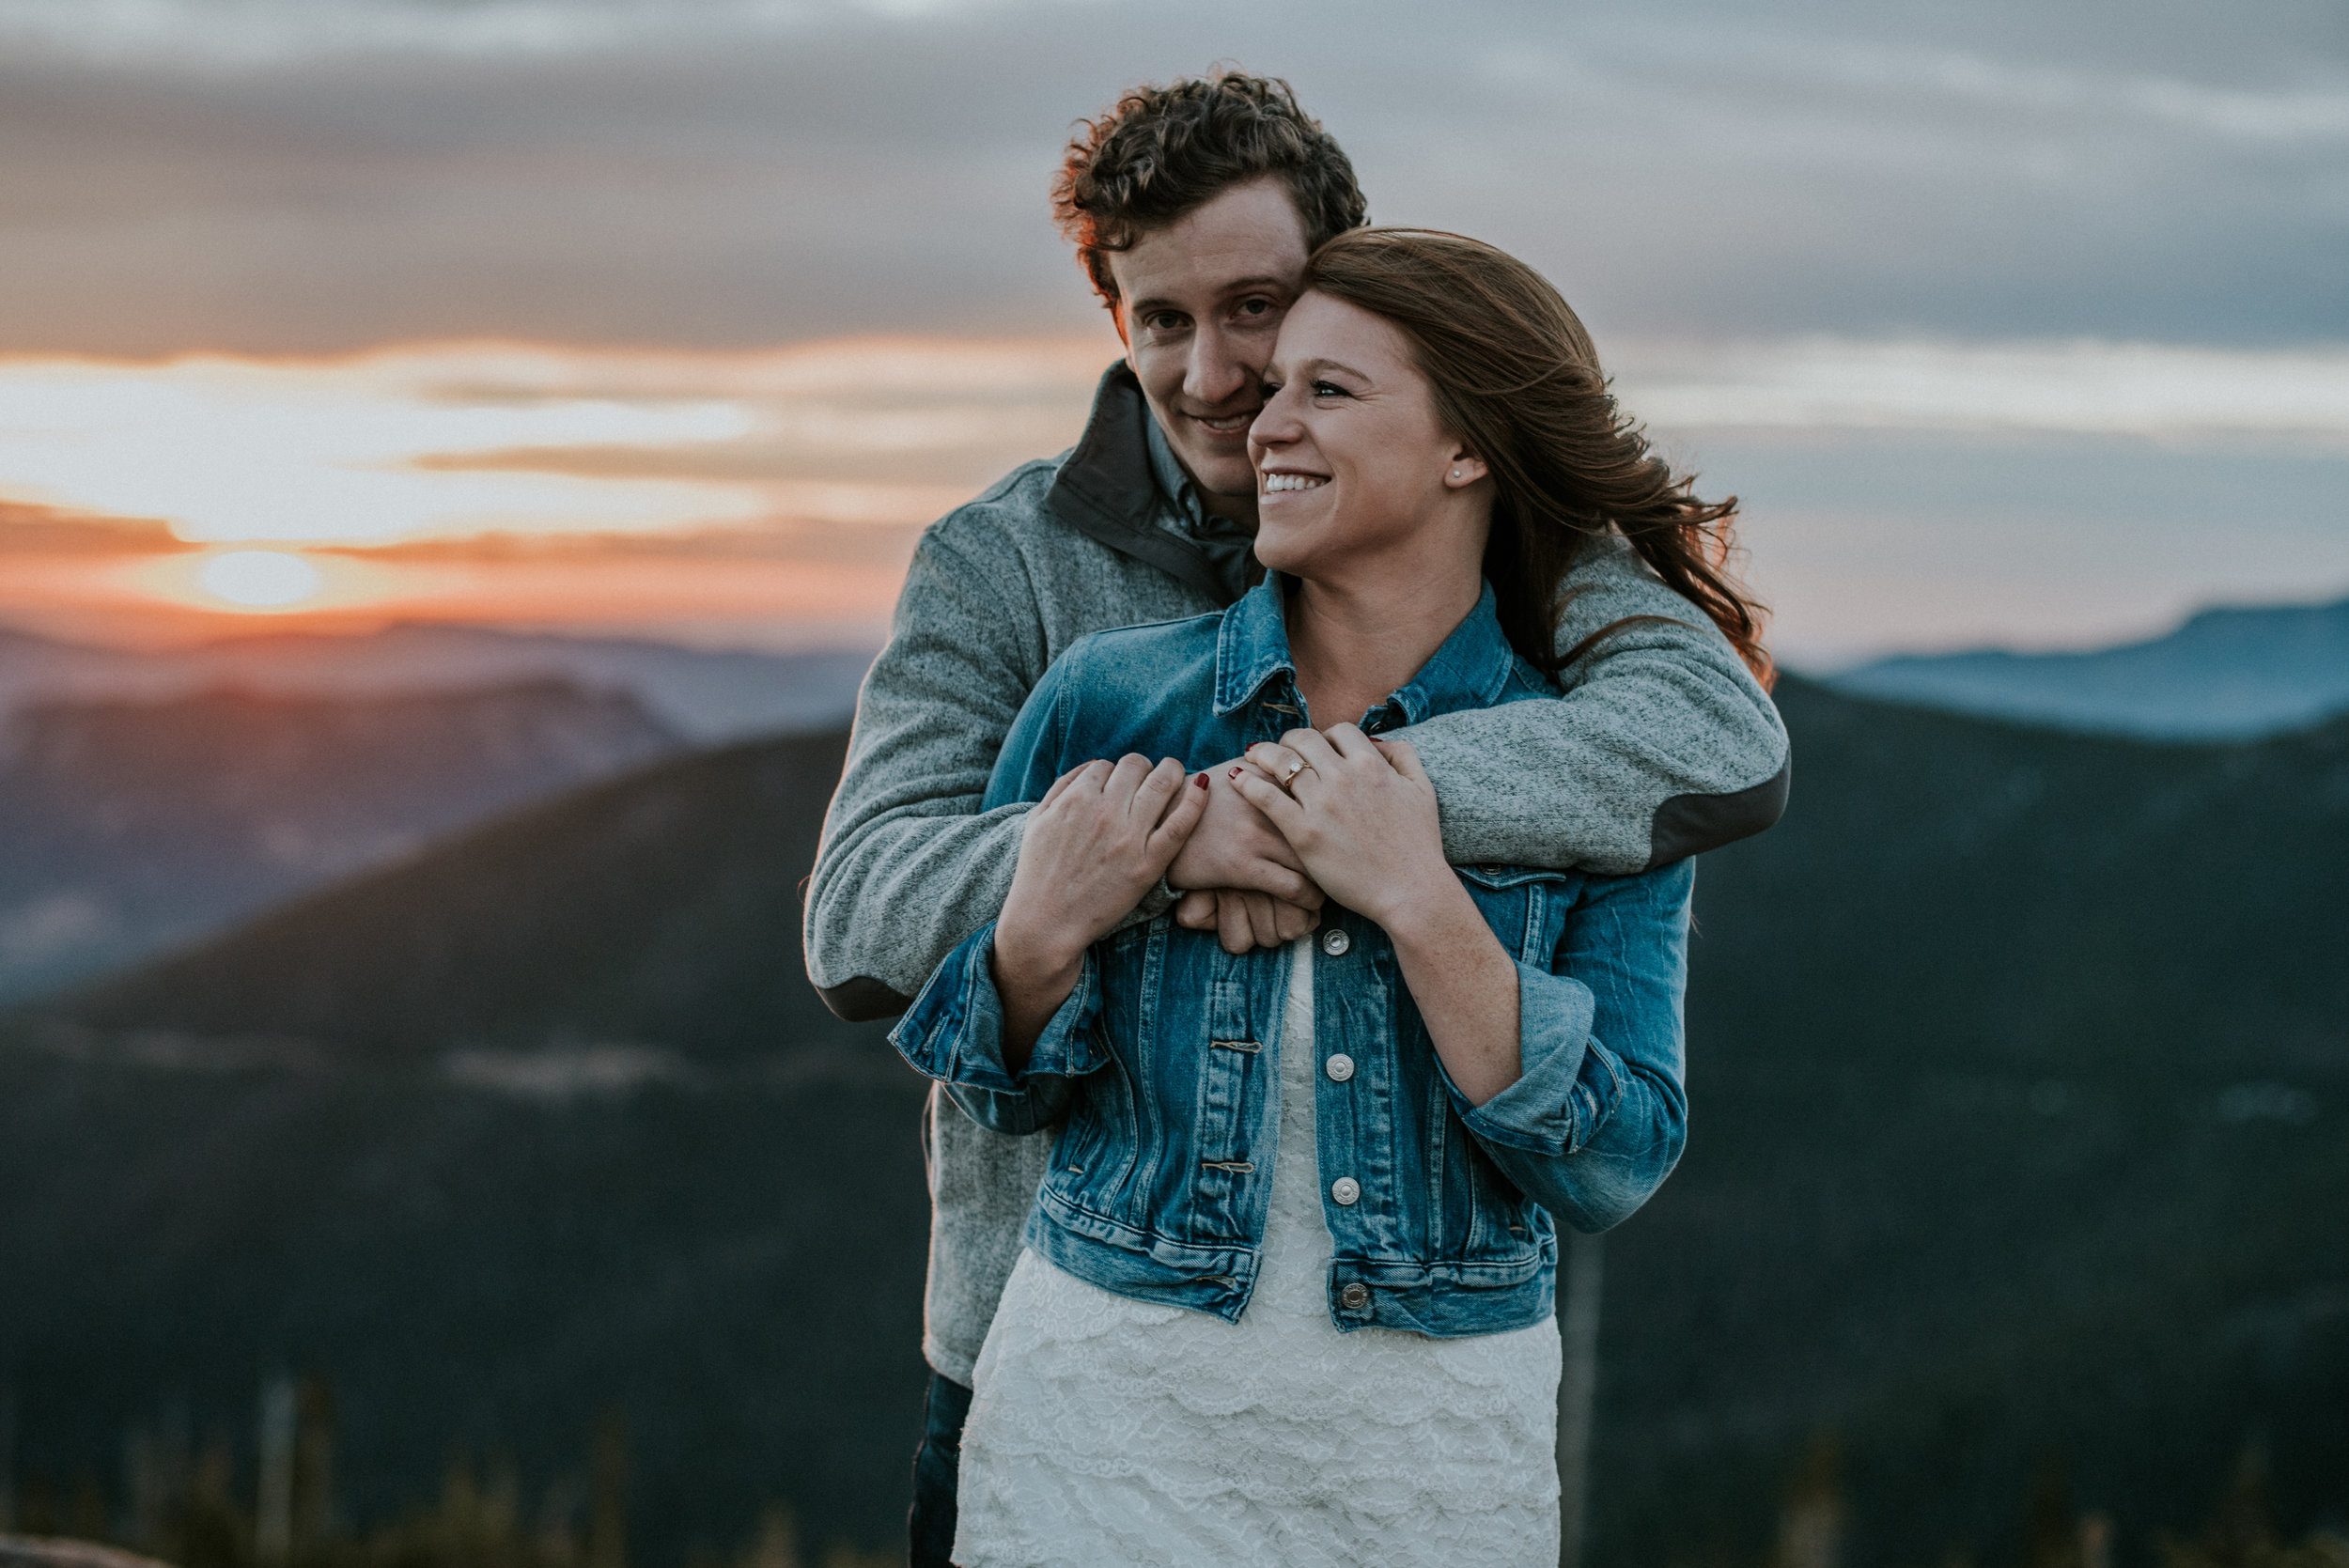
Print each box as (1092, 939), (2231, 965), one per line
(890, 576), (1692, 1339)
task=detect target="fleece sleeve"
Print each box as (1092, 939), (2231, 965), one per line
(1401, 542), (1790, 875)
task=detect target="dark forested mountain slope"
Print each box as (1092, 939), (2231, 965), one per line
(35, 726), (869, 1061)
(0, 730), (924, 1562)
(4, 686), (2344, 1564)
(1609, 678), (2349, 1560)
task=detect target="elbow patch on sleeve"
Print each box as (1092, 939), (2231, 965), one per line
(818, 976), (915, 1023)
(1644, 755), (1792, 869)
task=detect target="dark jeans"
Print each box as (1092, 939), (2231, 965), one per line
(908, 1370), (973, 1568)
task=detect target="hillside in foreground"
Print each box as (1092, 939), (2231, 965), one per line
(3, 682), (2344, 1562)
(0, 730), (925, 1560)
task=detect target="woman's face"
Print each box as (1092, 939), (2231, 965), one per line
(1247, 289), (1484, 581)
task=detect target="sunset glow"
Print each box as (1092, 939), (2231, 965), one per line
(4, 333), (2347, 656)
(0, 335), (1116, 644)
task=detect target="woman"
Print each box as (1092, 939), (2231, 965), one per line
(891, 228), (1769, 1566)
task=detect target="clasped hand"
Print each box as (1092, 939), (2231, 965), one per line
(1227, 723), (1451, 932)
(994, 754), (1207, 985)
(997, 724), (1447, 983)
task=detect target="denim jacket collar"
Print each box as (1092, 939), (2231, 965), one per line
(1211, 574), (1521, 725)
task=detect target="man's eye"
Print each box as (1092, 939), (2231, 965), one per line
(1145, 313), (1185, 332)
(1237, 298), (1272, 318)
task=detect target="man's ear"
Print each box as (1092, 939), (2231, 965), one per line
(1443, 444), (1490, 489)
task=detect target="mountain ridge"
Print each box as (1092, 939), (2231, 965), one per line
(0, 678), (684, 1003)
(1831, 593), (2349, 738)
(0, 621), (877, 744)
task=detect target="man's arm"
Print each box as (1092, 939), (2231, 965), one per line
(804, 519), (1061, 1022)
(1401, 540), (1790, 874)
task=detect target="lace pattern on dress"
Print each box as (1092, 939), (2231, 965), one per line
(953, 938), (1562, 1567)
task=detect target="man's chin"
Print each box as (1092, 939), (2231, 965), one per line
(1171, 458), (1261, 507)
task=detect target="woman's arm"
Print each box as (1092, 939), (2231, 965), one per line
(990, 753), (1205, 1065)
(1451, 861), (1691, 1232)
(1229, 724), (1524, 1105)
(1232, 728), (1693, 1228)
(888, 754), (1207, 1126)
(887, 646), (1206, 1110)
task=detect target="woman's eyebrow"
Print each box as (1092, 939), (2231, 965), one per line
(1296, 357), (1371, 382)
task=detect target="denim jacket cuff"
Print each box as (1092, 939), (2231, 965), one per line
(1453, 960), (1622, 1156)
(889, 921), (1108, 1093)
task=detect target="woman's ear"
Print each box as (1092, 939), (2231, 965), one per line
(1444, 445), (1489, 489)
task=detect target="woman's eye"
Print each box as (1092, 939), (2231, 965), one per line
(1312, 380), (1347, 399)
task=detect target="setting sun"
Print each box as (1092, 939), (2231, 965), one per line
(197, 550), (323, 608)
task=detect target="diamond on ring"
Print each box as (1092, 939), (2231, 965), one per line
(1282, 760), (1306, 784)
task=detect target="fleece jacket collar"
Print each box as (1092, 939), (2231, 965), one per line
(1043, 362), (1261, 609)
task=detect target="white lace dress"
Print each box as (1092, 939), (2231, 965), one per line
(952, 939), (1561, 1567)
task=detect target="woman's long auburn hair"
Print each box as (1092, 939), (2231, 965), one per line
(1300, 228), (1773, 687)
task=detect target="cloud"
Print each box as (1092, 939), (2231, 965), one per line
(1619, 338), (2349, 444)
(0, 0), (2341, 353)
(0, 337), (1108, 546)
(0, 500), (189, 554)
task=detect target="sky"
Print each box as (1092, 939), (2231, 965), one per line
(2, 0), (2345, 663)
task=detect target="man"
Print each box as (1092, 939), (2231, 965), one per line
(802, 71), (1790, 1566)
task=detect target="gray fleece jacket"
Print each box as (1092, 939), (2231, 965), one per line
(804, 363), (1789, 1385)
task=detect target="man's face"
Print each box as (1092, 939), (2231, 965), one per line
(1106, 176), (1313, 521)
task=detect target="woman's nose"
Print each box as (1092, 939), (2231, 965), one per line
(1250, 390), (1299, 450)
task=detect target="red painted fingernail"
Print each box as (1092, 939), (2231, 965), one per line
(1194, 773), (1209, 789)
(1227, 767), (1243, 779)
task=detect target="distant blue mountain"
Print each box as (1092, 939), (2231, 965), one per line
(0, 623), (879, 743)
(1831, 596), (2349, 738)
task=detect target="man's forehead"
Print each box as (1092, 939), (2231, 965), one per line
(1107, 179), (1313, 307)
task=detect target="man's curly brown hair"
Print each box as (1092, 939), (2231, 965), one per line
(1052, 70), (1369, 309)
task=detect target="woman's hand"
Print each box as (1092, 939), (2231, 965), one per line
(1228, 724), (1455, 931)
(1232, 724), (1523, 1103)
(992, 754), (1206, 1063)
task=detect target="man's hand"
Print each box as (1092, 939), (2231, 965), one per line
(1174, 887), (1324, 953)
(993, 754), (1206, 1063)
(1167, 757), (1325, 954)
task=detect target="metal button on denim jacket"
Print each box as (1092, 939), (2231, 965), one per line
(890, 575), (1693, 1338)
